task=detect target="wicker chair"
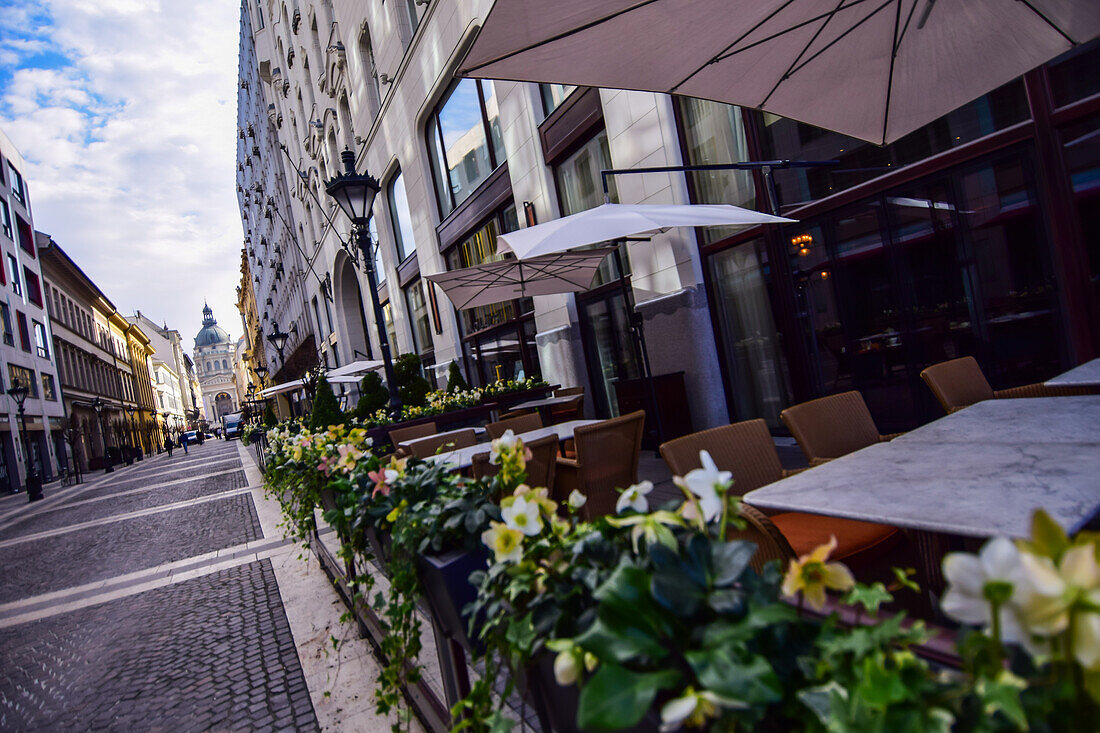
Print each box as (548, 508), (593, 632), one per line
(780, 391), (902, 466)
(555, 411), (645, 518)
(554, 386), (585, 398)
(659, 419), (901, 567)
(729, 504), (797, 574)
(550, 394), (585, 424)
(471, 434), (559, 493)
(486, 412), (543, 439)
(389, 421), (437, 449)
(920, 356), (1098, 414)
(408, 428), (478, 459)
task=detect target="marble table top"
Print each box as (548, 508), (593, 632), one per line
(423, 419), (599, 470)
(1045, 358), (1100, 387)
(895, 396), (1100, 446)
(745, 397), (1100, 539)
(398, 425), (486, 450)
(507, 394), (584, 411)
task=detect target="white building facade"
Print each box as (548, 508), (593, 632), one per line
(236, 0), (729, 432)
(193, 304), (241, 422)
(0, 128), (66, 492)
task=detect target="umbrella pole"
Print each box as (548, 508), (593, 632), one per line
(612, 244), (665, 451)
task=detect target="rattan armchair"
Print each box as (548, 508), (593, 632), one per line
(780, 391), (901, 466)
(408, 428), (478, 459)
(729, 504), (797, 574)
(555, 410), (645, 518)
(659, 419), (901, 567)
(486, 412), (543, 439)
(920, 356), (1098, 414)
(554, 386), (585, 397)
(472, 434), (559, 493)
(388, 421), (437, 457)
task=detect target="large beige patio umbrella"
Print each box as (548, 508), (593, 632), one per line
(459, 0), (1100, 145)
(496, 203), (793, 259)
(425, 248), (617, 309)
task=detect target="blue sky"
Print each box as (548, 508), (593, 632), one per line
(0, 0), (242, 349)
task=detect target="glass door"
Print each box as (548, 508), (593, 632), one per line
(578, 290), (641, 418)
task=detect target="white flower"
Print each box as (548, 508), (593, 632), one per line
(501, 495), (543, 536)
(553, 651), (579, 686)
(673, 450), (732, 522)
(1018, 544), (1100, 669)
(567, 490), (587, 510)
(489, 429), (518, 465)
(616, 481), (653, 514)
(659, 694), (698, 731)
(941, 537), (1030, 645)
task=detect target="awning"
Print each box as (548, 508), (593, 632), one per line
(260, 379), (309, 398)
(327, 359), (384, 378)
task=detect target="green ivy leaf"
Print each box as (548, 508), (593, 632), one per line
(575, 616), (667, 664)
(798, 681), (848, 728)
(1025, 509), (1071, 562)
(844, 582), (893, 614)
(650, 568), (704, 617)
(577, 664), (679, 731)
(711, 540), (756, 586)
(686, 644), (781, 705)
(856, 654), (910, 708)
(975, 670), (1027, 730)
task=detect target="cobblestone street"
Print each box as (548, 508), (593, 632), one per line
(0, 439), (393, 732)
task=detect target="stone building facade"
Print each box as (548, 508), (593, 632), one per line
(236, 1), (1100, 434)
(193, 304), (241, 423)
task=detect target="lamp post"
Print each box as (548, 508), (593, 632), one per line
(124, 405), (137, 463)
(267, 324), (289, 367)
(160, 411), (169, 449)
(325, 148), (401, 418)
(92, 397), (113, 474)
(253, 363), (269, 386)
(7, 379), (42, 501)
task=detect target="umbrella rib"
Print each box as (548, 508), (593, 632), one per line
(759, 0), (848, 108)
(461, 0), (664, 74)
(1015, 0), (1077, 45)
(881, 0), (903, 145)
(785, 0), (895, 79)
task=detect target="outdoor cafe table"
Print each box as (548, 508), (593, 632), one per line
(743, 396), (1100, 593)
(505, 394), (583, 422)
(423, 419), (599, 470)
(398, 425), (487, 452)
(1044, 357), (1100, 387)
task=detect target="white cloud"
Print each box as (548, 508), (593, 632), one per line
(0, 0), (243, 351)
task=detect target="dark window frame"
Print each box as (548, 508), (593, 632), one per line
(425, 78), (505, 217)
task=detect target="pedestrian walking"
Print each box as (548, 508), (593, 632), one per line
(181, 432), (189, 454)
(165, 439), (174, 457)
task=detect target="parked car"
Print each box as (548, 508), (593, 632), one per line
(223, 413), (243, 440)
(181, 430), (198, 446)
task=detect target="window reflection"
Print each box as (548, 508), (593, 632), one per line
(388, 170), (415, 261)
(426, 79), (506, 216)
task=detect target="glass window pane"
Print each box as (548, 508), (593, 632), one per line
(482, 80), (506, 168)
(677, 97), (757, 244)
(1060, 115), (1100, 326)
(540, 83), (576, 117)
(382, 302), (399, 354)
(1047, 38), (1100, 108)
(388, 170), (416, 261)
(554, 130), (624, 286)
(760, 79), (1030, 208)
(405, 281), (432, 354)
(438, 78), (492, 210)
(426, 117), (453, 216)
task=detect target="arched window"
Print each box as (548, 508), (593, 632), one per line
(387, 168), (415, 261)
(357, 28), (382, 118)
(337, 92), (355, 149)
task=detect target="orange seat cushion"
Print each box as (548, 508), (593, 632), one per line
(771, 512), (901, 568)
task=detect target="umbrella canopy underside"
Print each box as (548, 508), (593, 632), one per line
(426, 248), (617, 310)
(460, 0), (1100, 144)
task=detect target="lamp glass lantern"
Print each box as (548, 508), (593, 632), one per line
(7, 378), (28, 407)
(325, 149), (380, 225)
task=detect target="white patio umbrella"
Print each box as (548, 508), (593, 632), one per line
(496, 203), (793, 259)
(426, 248), (617, 309)
(460, 0), (1100, 145)
(327, 359), (384, 378)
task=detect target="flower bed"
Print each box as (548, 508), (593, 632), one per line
(263, 421), (1100, 732)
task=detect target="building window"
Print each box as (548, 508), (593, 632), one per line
(33, 320), (48, 359)
(404, 280), (432, 354)
(444, 204), (528, 335)
(8, 163), (25, 205)
(41, 373), (56, 401)
(0, 303), (12, 346)
(1047, 38), (1100, 108)
(0, 198), (11, 239)
(426, 78), (506, 217)
(8, 364), (36, 397)
(16, 217), (34, 257)
(540, 84), (576, 118)
(16, 311), (30, 352)
(553, 129), (624, 286)
(676, 97), (757, 244)
(8, 254), (20, 296)
(387, 169), (416, 261)
(758, 78), (1030, 210)
(382, 301), (399, 355)
(24, 268), (42, 307)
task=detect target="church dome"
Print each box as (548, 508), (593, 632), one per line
(195, 303), (232, 348)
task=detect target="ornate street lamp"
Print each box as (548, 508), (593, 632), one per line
(253, 363), (269, 386)
(325, 148), (401, 418)
(7, 379), (42, 501)
(124, 404), (137, 463)
(92, 397), (113, 474)
(267, 323), (289, 367)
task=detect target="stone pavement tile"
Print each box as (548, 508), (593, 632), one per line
(0, 494), (262, 604)
(0, 560), (319, 732)
(1, 470), (249, 539)
(72, 459), (244, 501)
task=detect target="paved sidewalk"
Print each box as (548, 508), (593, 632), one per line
(0, 440), (396, 732)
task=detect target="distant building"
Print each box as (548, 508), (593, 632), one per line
(129, 311), (201, 424)
(0, 128), (65, 491)
(39, 236), (158, 471)
(193, 303), (240, 422)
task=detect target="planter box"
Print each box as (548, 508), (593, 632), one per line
(416, 547), (489, 655)
(365, 525), (393, 568)
(319, 484), (338, 514)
